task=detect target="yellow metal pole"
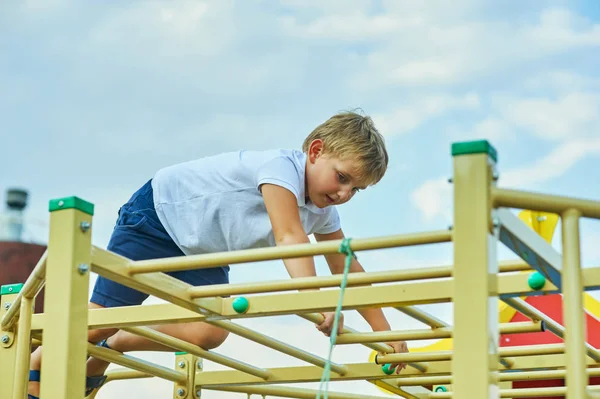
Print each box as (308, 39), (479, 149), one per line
(0, 284), (22, 399)
(451, 140), (499, 399)
(562, 208), (589, 398)
(492, 187), (600, 219)
(39, 196), (94, 399)
(129, 230), (452, 274)
(0, 251), (46, 330)
(12, 295), (34, 399)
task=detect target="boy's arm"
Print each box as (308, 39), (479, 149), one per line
(261, 183), (316, 278)
(314, 228), (409, 373)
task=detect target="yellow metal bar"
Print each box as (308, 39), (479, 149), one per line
(204, 384), (394, 399)
(91, 246), (222, 315)
(87, 344), (187, 383)
(492, 187), (600, 219)
(122, 326), (272, 379)
(39, 200), (93, 399)
(395, 306), (447, 328)
(503, 296), (600, 361)
(210, 319), (348, 375)
(337, 321), (544, 344)
(129, 230), (452, 274)
(0, 290), (19, 399)
(12, 296), (33, 399)
(0, 251), (46, 330)
(452, 145), (498, 398)
(190, 266), (454, 298)
(196, 351), (600, 387)
(562, 208), (588, 398)
(215, 274), (560, 320)
(431, 385), (600, 398)
(104, 368), (152, 382)
(31, 303), (208, 333)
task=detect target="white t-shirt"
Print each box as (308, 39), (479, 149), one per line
(151, 149), (341, 256)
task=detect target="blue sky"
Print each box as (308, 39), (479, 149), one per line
(1, 1), (600, 398)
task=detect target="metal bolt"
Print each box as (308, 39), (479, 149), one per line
(177, 388), (185, 396)
(4, 302), (10, 310)
(58, 200), (64, 207)
(8, 287), (13, 292)
(537, 216), (547, 222)
(178, 361), (185, 368)
(197, 361), (202, 369)
(493, 218), (500, 228)
(80, 221), (91, 232)
(77, 264), (89, 275)
(1, 335), (9, 344)
(492, 171), (500, 181)
(196, 390), (201, 398)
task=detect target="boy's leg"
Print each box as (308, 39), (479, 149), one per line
(28, 302), (119, 398)
(86, 321), (229, 376)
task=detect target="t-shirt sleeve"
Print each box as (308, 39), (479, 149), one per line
(255, 155), (303, 204)
(316, 206), (342, 234)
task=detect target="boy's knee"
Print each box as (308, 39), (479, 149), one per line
(88, 327), (119, 344)
(191, 326), (229, 350)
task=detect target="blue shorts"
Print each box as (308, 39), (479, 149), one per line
(90, 180), (229, 308)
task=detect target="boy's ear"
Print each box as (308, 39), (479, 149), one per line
(308, 139), (324, 162)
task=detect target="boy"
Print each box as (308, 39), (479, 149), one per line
(28, 111), (408, 398)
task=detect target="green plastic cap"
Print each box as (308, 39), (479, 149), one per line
(528, 272), (546, 290)
(175, 351), (188, 356)
(435, 386), (448, 392)
(232, 297), (249, 314)
(451, 140), (498, 162)
(49, 196), (94, 215)
(1, 283), (24, 295)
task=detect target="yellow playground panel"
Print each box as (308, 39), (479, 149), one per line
(2, 139), (600, 399)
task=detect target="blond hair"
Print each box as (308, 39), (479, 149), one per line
(302, 110), (388, 186)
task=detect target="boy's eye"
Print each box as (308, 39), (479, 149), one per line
(337, 173), (347, 183)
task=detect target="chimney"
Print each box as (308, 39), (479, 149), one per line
(1, 188), (28, 242)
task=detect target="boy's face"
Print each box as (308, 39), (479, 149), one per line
(305, 140), (367, 208)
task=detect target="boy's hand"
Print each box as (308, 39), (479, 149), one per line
(383, 341), (409, 374)
(316, 312), (344, 337)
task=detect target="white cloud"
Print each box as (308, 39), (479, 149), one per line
(374, 93), (480, 138)
(499, 92), (600, 141)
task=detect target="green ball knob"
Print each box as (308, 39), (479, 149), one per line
(232, 297), (249, 314)
(435, 386), (448, 392)
(381, 364), (394, 375)
(528, 272), (546, 290)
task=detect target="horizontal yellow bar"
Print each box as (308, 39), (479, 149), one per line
(492, 187), (600, 219)
(1, 251), (47, 330)
(376, 344), (565, 364)
(504, 297), (600, 361)
(204, 384), (392, 399)
(129, 230), (452, 274)
(87, 344), (187, 383)
(337, 321), (543, 344)
(431, 385), (600, 398)
(216, 273), (560, 320)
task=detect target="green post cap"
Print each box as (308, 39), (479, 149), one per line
(232, 297), (249, 314)
(528, 272), (546, 290)
(49, 196), (94, 215)
(175, 351), (188, 356)
(1, 283), (24, 295)
(435, 386), (448, 392)
(451, 140), (498, 162)
(381, 364), (394, 375)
